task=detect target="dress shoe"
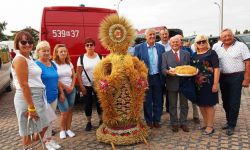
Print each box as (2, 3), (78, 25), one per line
(193, 117), (200, 124)
(180, 125), (189, 132)
(153, 122), (161, 128)
(146, 122), (153, 129)
(226, 128), (234, 136)
(172, 125), (179, 132)
(221, 124), (229, 130)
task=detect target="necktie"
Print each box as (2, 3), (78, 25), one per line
(174, 52), (180, 63)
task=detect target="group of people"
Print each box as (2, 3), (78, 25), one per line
(11, 27), (250, 149)
(12, 31), (101, 150)
(134, 28), (250, 136)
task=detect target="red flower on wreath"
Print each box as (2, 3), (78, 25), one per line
(124, 133), (129, 136)
(99, 80), (108, 91)
(102, 128), (108, 134)
(132, 130), (138, 135)
(111, 133), (116, 136)
(137, 77), (148, 89)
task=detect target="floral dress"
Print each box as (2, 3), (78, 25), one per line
(191, 50), (219, 106)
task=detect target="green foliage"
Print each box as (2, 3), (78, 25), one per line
(243, 29), (250, 34)
(235, 30), (240, 35)
(0, 21), (8, 41)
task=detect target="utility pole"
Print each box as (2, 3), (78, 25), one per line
(214, 0), (223, 35)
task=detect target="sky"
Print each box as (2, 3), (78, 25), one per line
(1, 0), (250, 37)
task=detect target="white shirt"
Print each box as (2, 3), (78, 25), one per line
(172, 49), (180, 58)
(54, 62), (74, 87)
(212, 41), (223, 50)
(11, 53), (45, 89)
(77, 54), (101, 86)
(158, 41), (171, 52)
(214, 41), (250, 73)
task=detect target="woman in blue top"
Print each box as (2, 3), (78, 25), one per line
(35, 41), (61, 150)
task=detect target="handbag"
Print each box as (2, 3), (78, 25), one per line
(26, 117), (45, 149)
(179, 77), (196, 103)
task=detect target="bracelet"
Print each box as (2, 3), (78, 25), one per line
(28, 107), (36, 112)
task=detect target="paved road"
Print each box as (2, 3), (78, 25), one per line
(0, 88), (250, 150)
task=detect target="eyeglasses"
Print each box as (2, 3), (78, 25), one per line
(85, 43), (94, 47)
(20, 40), (33, 45)
(196, 40), (206, 45)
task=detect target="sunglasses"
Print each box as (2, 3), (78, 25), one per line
(85, 43), (94, 47)
(196, 40), (206, 45)
(20, 40), (33, 45)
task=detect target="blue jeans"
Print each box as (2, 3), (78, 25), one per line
(220, 73), (244, 128)
(144, 74), (163, 123)
(58, 88), (76, 112)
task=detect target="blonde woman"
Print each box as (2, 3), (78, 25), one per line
(35, 41), (61, 150)
(192, 35), (220, 135)
(53, 44), (76, 139)
(12, 31), (49, 149)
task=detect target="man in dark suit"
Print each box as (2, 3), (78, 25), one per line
(162, 36), (190, 132)
(134, 28), (165, 129)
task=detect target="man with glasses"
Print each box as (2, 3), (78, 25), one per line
(214, 28), (250, 136)
(134, 28), (165, 129)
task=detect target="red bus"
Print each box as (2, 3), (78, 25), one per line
(40, 6), (117, 66)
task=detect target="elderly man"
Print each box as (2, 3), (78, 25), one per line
(214, 28), (250, 136)
(176, 34), (200, 124)
(162, 36), (190, 132)
(134, 28), (165, 129)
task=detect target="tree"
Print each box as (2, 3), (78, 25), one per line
(0, 21), (8, 41)
(235, 30), (240, 35)
(243, 29), (250, 34)
(11, 27), (39, 49)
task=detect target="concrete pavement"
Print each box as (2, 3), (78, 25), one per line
(0, 88), (250, 150)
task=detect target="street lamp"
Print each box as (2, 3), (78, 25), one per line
(116, 0), (123, 14)
(214, 0), (223, 34)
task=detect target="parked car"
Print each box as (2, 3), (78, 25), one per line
(135, 27), (183, 45)
(235, 34), (250, 50)
(184, 34), (250, 51)
(0, 43), (12, 94)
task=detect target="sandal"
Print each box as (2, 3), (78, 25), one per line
(203, 127), (214, 135)
(199, 126), (206, 131)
